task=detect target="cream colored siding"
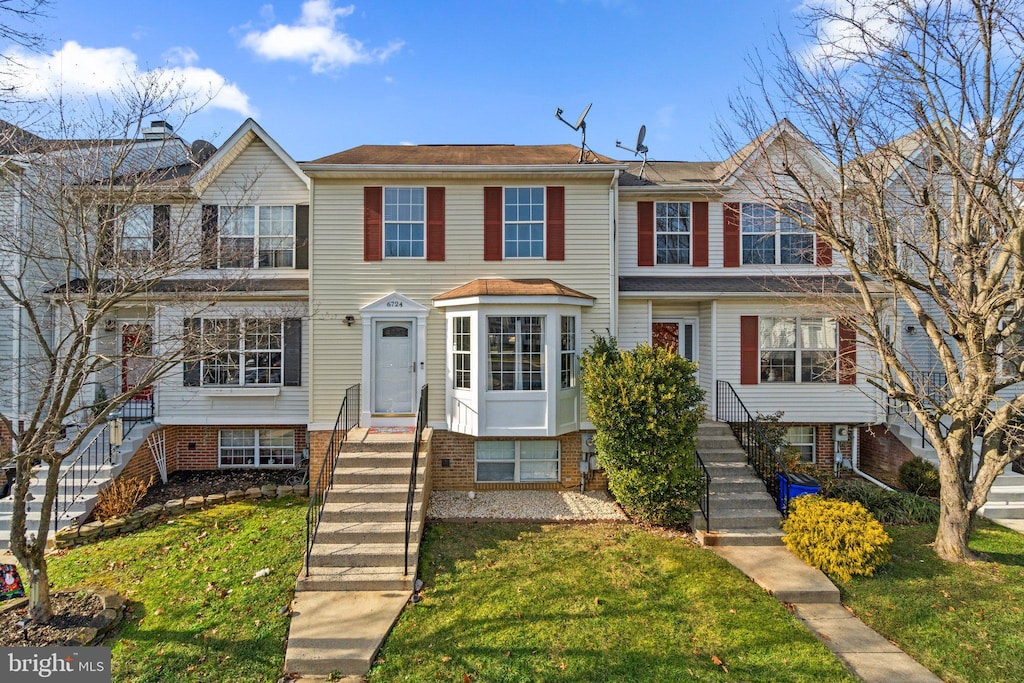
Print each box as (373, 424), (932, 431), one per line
(712, 299), (881, 423)
(309, 178), (613, 424)
(155, 302), (309, 425)
(698, 302), (714, 400)
(202, 139), (308, 206)
(617, 298), (649, 350)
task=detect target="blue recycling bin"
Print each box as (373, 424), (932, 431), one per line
(777, 472), (821, 514)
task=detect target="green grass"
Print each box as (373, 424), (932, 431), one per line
(47, 497), (305, 683)
(368, 522), (855, 682)
(840, 519), (1024, 683)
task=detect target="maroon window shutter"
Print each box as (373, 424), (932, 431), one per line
(546, 186), (565, 261)
(426, 187), (446, 261)
(839, 322), (857, 384)
(363, 187), (382, 262)
(484, 186), (502, 261)
(815, 238), (833, 266)
(637, 201), (654, 267)
(740, 315), (759, 385)
(693, 201), (709, 267)
(723, 202), (740, 268)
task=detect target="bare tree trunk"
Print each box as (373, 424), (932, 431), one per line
(26, 553), (51, 623)
(934, 452), (977, 562)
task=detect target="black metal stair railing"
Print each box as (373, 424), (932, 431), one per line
(715, 380), (790, 509)
(693, 449), (710, 533)
(405, 384), (429, 577)
(305, 383), (361, 576)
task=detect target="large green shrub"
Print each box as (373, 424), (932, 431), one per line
(898, 456), (941, 498)
(819, 478), (939, 525)
(782, 496), (892, 582)
(580, 336), (705, 526)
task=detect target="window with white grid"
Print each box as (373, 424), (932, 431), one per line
(452, 316), (471, 390)
(487, 316), (544, 390)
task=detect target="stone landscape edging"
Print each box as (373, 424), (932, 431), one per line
(52, 484), (309, 549)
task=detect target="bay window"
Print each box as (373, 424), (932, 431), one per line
(453, 316), (471, 389)
(488, 316), (544, 390)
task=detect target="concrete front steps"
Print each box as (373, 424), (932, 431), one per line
(693, 421), (784, 547)
(0, 422), (157, 551)
(284, 427), (431, 678)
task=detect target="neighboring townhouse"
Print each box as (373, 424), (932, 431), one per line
(300, 144), (624, 490)
(125, 119), (312, 477)
(616, 122), (883, 472)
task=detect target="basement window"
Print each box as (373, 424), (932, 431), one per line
(475, 440), (559, 483)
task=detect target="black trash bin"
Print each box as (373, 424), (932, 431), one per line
(776, 471), (821, 514)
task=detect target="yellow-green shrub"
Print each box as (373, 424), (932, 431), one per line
(781, 496), (892, 582)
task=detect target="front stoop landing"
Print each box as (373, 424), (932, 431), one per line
(284, 427), (431, 678)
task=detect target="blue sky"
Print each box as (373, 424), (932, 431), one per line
(3, 1), (813, 162)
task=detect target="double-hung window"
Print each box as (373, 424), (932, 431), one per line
(487, 316), (544, 390)
(560, 316), (576, 389)
(201, 318), (284, 386)
(475, 440), (559, 482)
(504, 187), (545, 258)
(655, 201), (691, 264)
(452, 316), (471, 389)
(219, 206), (294, 268)
(785, 426), (816, 463)
(219, 428), (296, 468)
(384, 187), (425, 257)
(121, 205), (153, 262)
(759, 317), (837, 383)
(741, 202), (815, 265)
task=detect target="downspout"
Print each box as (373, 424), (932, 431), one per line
(850, 426), (894, 491)
(608, 169), (619, 336)
(710, 300), (718, 417)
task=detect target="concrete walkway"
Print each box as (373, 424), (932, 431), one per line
(712, 544), (942, 682)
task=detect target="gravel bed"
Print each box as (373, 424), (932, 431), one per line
(427, 490), (626, 521)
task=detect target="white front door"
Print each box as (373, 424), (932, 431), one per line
(374, 320), (415, 413)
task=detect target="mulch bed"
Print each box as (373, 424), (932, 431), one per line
(136, 469), (297, 509)
(0, 591), (103, 646)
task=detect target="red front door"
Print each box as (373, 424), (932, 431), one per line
(121, 324), (154, 399)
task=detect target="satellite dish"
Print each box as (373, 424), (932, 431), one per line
(555, 102), (593, 163)
(615, 124), (650, 181)
(574, 103), (592, 131)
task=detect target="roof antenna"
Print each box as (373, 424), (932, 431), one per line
(555, 102), (592, 163)
(616, 124), (649, 181)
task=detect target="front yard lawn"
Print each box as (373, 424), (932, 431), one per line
(47, 497), (305, 683)
(369, 522), (855, 682)
(840, 519), (1024, 683)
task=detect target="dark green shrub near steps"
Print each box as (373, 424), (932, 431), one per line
(898, 456), (941, 498)
(819, 478), (939, 525)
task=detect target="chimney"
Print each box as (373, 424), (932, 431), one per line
(142, 120), (175, 139)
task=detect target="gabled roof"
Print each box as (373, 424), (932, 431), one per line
(191, 118), (308, 194)
(433, 278), (594, 301)
(309, 144), (617, 166)
(715, 119), (838, 187)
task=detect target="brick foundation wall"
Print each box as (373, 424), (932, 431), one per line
(859, 424), (915, 481)
(0, 420), (12, 454)
(118, 425), (307, 480)
(430, 430), (608, 492)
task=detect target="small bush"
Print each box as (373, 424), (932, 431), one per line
(898, 457), (940, 497)
(819, 478), (939, 525)
(94, 475), (152, 521)
(782, 496), (892, 582)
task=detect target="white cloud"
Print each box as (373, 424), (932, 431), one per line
(241, 0), (403, 73)
(796, 0), (905, 70)
(3, 41), (253, 116)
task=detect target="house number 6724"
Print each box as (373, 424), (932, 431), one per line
(386, 300), (403, 308)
